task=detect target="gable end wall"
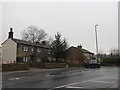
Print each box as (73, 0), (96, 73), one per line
(2, 38), (17, 63)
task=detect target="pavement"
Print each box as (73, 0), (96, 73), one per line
(2, 67), (79, 75)
(2, 68), (59, 74)
(2, 66), (119, 89)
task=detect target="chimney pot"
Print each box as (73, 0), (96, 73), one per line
(10, 28), (13, 32)
(8, 27), (14, 39)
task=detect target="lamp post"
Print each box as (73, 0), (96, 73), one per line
(95, 24), (99, 62)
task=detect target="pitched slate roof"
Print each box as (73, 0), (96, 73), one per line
(68, 46), (94, 55)
(82, 48), (94, 54)
(12, 38), (49, 49)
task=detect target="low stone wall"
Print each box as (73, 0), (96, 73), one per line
(45, 63), (66, 69)
(29, 62), (66, 69)
(67, 63), (82, 67)
(29, 62), (45, 68)
(2, 63), (29, 72)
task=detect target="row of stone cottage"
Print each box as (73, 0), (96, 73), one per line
(1, 28), (94, 65)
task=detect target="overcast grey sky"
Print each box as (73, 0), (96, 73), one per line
(1, 2), (118, 54)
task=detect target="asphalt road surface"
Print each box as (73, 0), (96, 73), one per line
(2, 66), (119, 89)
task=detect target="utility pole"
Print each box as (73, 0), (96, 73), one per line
(95, 24), (99, 62)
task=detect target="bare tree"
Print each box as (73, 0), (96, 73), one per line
(45, 36), (54, 46)
(99, 49), (104, 54)
(110, 48), (120, 55)
(21, 25), (48, 43)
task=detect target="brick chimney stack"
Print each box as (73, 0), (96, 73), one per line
(42, 41), (46, 45)
(8, 28), (14, 39)
(77, 44), (82, 50)
(79, 45), (82, 49)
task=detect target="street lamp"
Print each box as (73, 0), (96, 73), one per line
(95, 24), (99, 62)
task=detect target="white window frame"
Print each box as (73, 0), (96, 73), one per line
(23, 46), (26, 51)
(37, 48), (41, 52)
(23, 46), (29, 51)
(31, 48), (34, 51)
(23, 56), (28, 62)
(48, 49), (51, 54)
(23, 57), (26, 62)
(26, 56), (28, 62)
(26, 47), (28, 51)
(37, 57), (41, 62)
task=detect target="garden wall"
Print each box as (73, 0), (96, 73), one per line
(45, 63), (66, 69)
(2, 63), (29, 72)
(29, 62), (45, 68)
(67, 63), (83, 67)
(29, 62), (66, 69)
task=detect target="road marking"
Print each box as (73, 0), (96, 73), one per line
(53, 76), (111, 89)
(100, 70), (114, 72)
(44, 74), (54, 77)
(8, 76), (31, 81)
(90, 80), (116, 83)
(65, 86), (86, 88)
(8, 77), (20, 80)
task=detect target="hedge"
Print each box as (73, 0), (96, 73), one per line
(101, 57), (120, 66)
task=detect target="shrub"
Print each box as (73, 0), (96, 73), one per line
(102, 57), (120, 66)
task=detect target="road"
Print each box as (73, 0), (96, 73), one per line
(2, 66), (119, 89)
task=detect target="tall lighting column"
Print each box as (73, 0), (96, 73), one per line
(95, 24), (99, 62)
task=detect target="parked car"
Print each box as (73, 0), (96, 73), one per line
(84, 59), (101, 68)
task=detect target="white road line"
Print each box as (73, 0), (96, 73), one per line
(8, 76), (31, 81)
(44, 74), (55, 77)
(8, 77), (20, 80)
(65, 86), (86, 88)
(53, 76), (111, 89)
(90, 80), (116, 83)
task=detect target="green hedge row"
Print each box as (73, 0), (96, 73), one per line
(101, 57), (120, 66)
(2, 63), (29, 72)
